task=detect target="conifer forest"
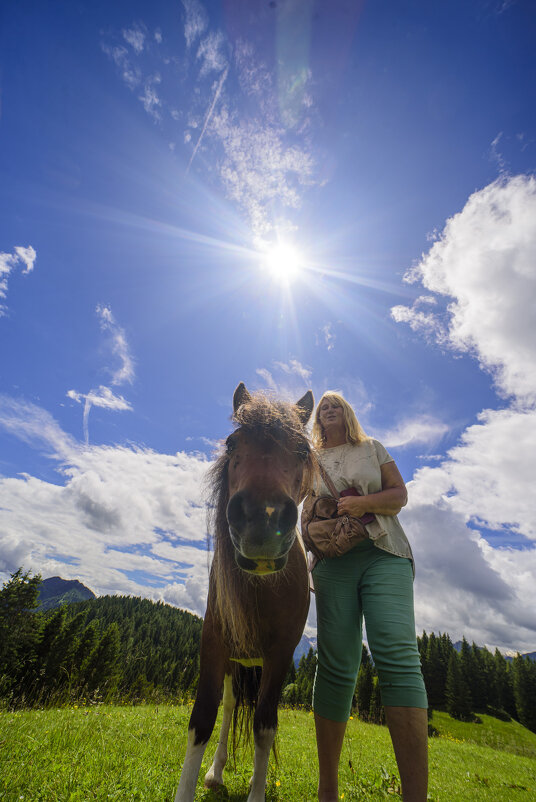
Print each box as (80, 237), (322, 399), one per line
(1, 569), (535, 735)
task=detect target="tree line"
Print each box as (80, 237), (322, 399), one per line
(2, 569), (535, 734)
(0, 569), (202, 707)
(281, 632), (536, 733)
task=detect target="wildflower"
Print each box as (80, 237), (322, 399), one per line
(275, 780), (281, 787)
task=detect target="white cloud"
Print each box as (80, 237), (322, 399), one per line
(320, 323), (335, 351)
(182, 0), (209, 48)
(68, 306), (135, 444)
(256, 359), (313, 398)
(255, 368), (276, 391)
(410, 407), (536, 541)
(391, 173), (536, 651)
(123, 26), (146, 55)
(196, 31), (227, 76)
(138, 77), (162, 120)
(381, 417), (449, 449)
(392, 175), (536, 403)
(95, 304), (134, 387)
(102, 5), (318, 239)
(0, 245), (37, 315)
(0, 396), (76, 460)
(210, 107), (315, 237)
(67, 386), (132, 412)
(273, 359), (312, 383)
(101, 44), (141, 89)
(0, 398), (212, 617)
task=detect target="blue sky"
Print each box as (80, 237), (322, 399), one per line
(1, 0), (535, 652)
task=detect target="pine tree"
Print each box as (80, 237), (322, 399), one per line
(446, 651), (472, 721)
(513, 655), (536, 732)
(295, 647), (317, 707)
(369, 678), (385, 725)
(0, 568), (43, 699)
(424, 633), (445, 709)
(355, 661), (374, 721)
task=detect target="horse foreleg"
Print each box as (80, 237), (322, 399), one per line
(174, 727), (209, 802)
(175, 605), (226, 802)
(204, 672), (235, 788)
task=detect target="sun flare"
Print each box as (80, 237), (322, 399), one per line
(262, 242), (304, 283)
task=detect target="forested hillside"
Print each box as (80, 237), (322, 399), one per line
(283, 635), (536, 733)
(2, 568), (535, 735)
(0, 569), (202, 707)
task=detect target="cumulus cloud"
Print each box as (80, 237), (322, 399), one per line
(0, 245), (37, 315)
(0, 399), (212, 617)
(391, 174), (536, 651)
(392, 175), (536, 404)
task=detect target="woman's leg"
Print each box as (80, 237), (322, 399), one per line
(314, 714), (347, 802)
(384, 706), (428, 801)
(361, 549), (428, 801)
(312, 550), (364, 800)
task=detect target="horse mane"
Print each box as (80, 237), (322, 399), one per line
(206, 392), (315, 657)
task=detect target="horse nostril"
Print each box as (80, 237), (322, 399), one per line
(227, 492), (246, 531)
(277, 498), (298, 535)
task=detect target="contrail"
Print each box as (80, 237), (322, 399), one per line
(187, 66), (228, 174)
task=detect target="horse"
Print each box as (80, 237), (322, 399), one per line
(175, 382), (314, 802)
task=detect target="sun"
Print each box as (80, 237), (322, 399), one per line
(262, 242), (304, 283)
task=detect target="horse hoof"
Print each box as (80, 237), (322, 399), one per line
(204, 777), (225, 789)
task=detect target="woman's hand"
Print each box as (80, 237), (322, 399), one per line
(337, 495), (369, 517)
(337, 462), (408, 517)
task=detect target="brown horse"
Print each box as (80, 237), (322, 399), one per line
(174, 383), (314, 802)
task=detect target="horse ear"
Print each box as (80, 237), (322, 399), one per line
(295, 390), (314, 426)
(233, 382), (252, 413)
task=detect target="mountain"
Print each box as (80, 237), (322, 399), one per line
(293, 633), (317, 666)
(37, 576), (96, 611)
(452, 641), (535, 662)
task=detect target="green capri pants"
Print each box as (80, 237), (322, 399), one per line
(312, 539), (427, 722)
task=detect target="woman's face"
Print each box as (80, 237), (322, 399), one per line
(318, 398), (345, 431)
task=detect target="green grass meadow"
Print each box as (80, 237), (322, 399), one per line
(1, 704), (535, 801)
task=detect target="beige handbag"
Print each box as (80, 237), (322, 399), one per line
(301, 464), (373, 560)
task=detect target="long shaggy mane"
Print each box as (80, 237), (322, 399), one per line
(205, 392), (315, 657)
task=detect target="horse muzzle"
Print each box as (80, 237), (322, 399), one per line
(233, 550), (289, 575)
(226, 490), (298, 573)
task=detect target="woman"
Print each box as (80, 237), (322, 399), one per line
(302, 392), (428, 802)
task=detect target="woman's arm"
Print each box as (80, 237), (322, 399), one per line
(336, 461), (407, 517)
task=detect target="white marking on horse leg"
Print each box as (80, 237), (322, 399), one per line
(174, 729), (207, 802)
(247, 727), (276, 802)
(204, 673), (235, 788)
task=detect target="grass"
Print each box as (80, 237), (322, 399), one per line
(0, 704), (535, 800)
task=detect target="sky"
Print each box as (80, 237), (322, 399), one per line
(1, 0), (536, 654)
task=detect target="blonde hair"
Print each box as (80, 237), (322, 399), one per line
(312, 391), (369, 449)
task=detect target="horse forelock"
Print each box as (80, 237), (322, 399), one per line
(205, 392), (314, 656)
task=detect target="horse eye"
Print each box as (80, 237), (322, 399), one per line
(296, 442), (309, 461)
(226, 437), (237, 454)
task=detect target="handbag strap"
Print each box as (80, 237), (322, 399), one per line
(317, 461), (340, 499)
